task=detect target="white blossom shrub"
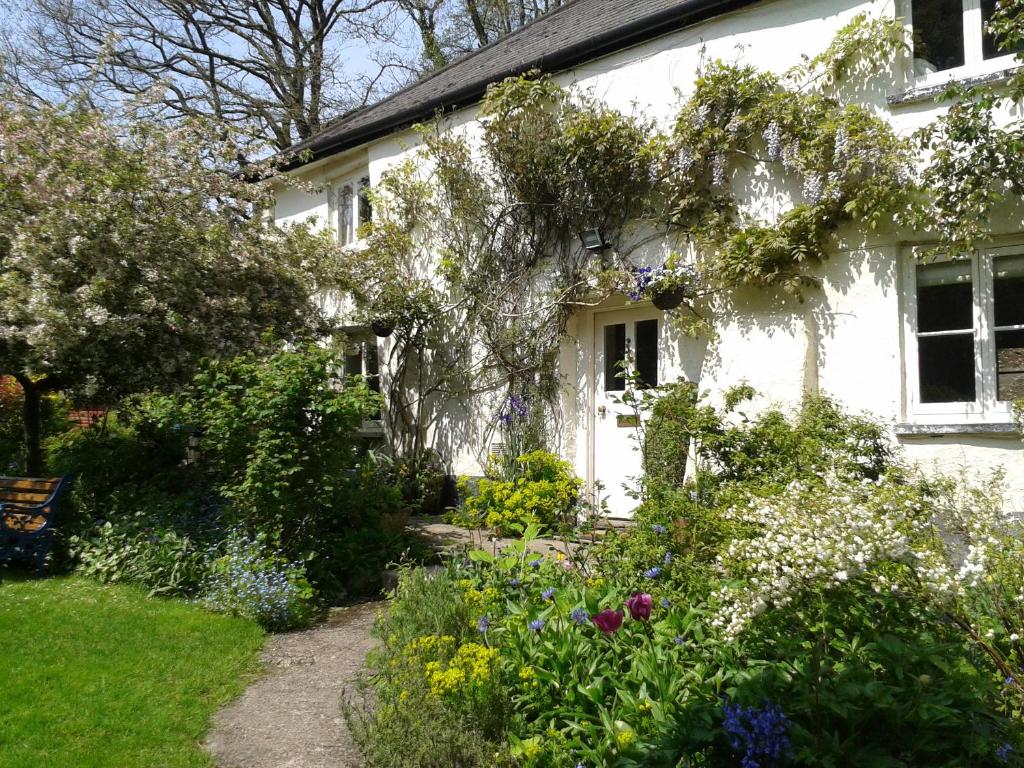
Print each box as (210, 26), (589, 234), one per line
(711, 472), (930, 639)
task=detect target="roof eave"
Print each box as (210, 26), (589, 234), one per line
(278, 0), (758, 172)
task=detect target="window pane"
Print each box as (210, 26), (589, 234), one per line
(365, 341), (381, 394)
(982, 0), (1024, 58)
(994, 254), (1024, 327)
(917, 261), (973, 332)
(344, 348), (363, 380)
(635, 319), (658, 388)
(912, 0), (965, 73)
(919, 333), (976, 402)
(604, 323), (626, 392)
(997, 329), (1024, 400)
(339, 186), (354, 245)
(358, 177), (372, 227)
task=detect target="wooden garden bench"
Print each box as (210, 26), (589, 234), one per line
(0, 476), (72, 573)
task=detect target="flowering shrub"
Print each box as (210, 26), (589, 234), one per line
(199, 530), (314, 631)
(450, 450), (582, 535)
(711, 472), (926, 639)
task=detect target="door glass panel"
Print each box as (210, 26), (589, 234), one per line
(635, 319), (658, 388)
(912, 0), (965, 73)
(917, 261), (973, 332)
(994, 254), (1024, 327)
(604, 323), (626, 392)
(919, 334), (976, 402)
(997, 329), (1024, 401)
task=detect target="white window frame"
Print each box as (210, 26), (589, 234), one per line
(903, 244), (1021, 424)
(342, 330), (381, 391)
(329, 172), (371, 247)
(903, 0), (1021, 89)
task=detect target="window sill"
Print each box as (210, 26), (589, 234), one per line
(357, 419), (385, 437)
(895, 422), (1019, 438)
(888, 65), (1021, 106)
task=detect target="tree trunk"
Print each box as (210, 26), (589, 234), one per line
(13, 375), (43, 476)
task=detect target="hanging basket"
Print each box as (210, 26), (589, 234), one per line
(370, 318), (396, 338)
(650, 286), (687, 311)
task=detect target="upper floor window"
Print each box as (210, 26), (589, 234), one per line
(905, 246), (1024, 422)
(335, 174), (372, 246)
(909, 0), (1023, 78)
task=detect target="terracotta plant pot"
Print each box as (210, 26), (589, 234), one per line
(370, 318), (396, 337)
(650, 285), (687, 310)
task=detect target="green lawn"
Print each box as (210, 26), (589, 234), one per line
(0, 574), (264, 768)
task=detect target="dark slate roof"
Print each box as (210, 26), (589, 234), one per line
(283, 0), (760, 168)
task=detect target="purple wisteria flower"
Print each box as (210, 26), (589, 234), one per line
(721, 700), (792, 768)
(542, 587), (556, 601)
(528, 618), (545, 633)
(477, 616), (491, 633)
(628, 266), (656, 301)
(644, 566), (662, 579)
(570, 607), (589, 625)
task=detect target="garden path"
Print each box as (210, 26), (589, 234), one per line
(204, 520), (601, 768)
(205, 600), (381, 768)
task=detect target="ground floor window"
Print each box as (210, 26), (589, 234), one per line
(906, 245), (1024, 421)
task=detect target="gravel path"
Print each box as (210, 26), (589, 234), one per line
(205, 601), (382, 768)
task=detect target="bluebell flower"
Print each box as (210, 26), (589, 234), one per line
(509, 578), (521, 587)
(660, 597), (671, 608)
(997, 743), (1013, 763)
(1006, 676), (1016, 687)
(721, 700), (791, 768)
(529, 619), (545, 633)
(689, 490), (699, 501)
(528, 557), (543, 568)
(542, 587), (556, 601)
(570, 607), (588, 625)
(663, 551), (673, 565)
(644, 566), (662, 579)
(652, 524), (667, 534)
(673, 635), (686, 645)
(477, 616), (491, 633)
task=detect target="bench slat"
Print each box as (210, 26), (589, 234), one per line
(1, 510), (49, 533)
(0, 478), (61, 491)
(0, 495), (56, 505)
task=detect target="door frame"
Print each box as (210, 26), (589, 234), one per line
(584, 297), (659, 519)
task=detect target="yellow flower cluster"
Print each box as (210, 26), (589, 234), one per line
(457, 579), (500, 613)
(404, 634), (455, 658)
(423, 642), (498, 697)
(518, 665), (539, 689)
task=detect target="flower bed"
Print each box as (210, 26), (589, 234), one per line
(352, 397), (1024, 767)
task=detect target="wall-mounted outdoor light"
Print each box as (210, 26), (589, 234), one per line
(580, 228), (608, 253)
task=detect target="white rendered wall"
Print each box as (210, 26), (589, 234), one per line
(275, 0), (1024, 507)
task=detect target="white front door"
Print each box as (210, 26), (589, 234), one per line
(592, 307), (662, 518)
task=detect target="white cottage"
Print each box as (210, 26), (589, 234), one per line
(273, 0), (1024, 516)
